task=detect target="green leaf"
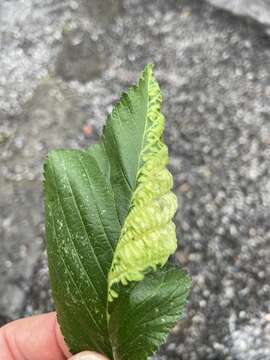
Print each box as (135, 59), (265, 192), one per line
(44, 149), (120, 356)
(109, 265), (191, 360)
(44, 64), (191, 360)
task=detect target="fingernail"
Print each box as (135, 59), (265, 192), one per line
(69, 350), (109, 360)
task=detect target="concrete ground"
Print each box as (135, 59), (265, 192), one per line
(1, 0), (270, 359)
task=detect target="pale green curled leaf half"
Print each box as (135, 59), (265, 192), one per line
(44, 64), (191, 360)
(108, 66), (177, 300)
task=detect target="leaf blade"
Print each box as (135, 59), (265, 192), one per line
(44, 149), (121, 356)
(109, 265), (191, 360)
(101, 66), (151, 223)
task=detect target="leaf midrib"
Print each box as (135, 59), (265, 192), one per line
(133, 72), (151, 194)
(106, 71), (152, 357)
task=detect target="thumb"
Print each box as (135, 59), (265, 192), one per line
(69, 351), (109, 360)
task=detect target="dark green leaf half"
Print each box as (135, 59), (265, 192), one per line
(109, 265), (191, 360)
(44, 149), (121, 356)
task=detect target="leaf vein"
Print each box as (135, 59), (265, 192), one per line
(78, 155), (115, 253)
(50, 161), (104, 296)
(61, 157), (107, 281)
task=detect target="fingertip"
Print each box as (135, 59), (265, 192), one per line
(69, 351), (110, 360)
(0, 312), (70, 360)
(0, 312), (109, 360)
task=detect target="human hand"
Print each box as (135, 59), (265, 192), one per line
(0, 312), (109, 360)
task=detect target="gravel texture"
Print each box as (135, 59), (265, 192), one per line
(1, 0), (270, 359)
(206, 0), (270, 32)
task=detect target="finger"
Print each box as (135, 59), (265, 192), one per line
(0, 312), (71, 360)
(69, 351), (109, 360)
